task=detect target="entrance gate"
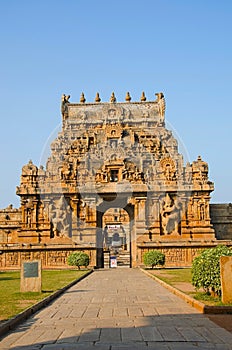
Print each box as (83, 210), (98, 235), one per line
(96, 199), (134, 268)
(13, 92), (217, 269)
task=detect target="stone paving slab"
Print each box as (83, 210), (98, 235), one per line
(1, 268), (232, 349)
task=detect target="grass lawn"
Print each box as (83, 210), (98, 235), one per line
(147, 268), (232, 307)
(150, 268), (192, 285)
(0, 269), (89, 322)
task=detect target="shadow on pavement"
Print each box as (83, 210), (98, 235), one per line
(1, 313), (232, 350)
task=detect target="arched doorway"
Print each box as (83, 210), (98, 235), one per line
(96, 200), (134, 268)
(102, 208), (130, 267)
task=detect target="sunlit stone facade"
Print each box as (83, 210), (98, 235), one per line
(0, 92), (231, 269)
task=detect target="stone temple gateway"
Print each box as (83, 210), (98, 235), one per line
(0, 91), (231, 269)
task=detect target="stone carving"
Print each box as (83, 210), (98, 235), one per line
(24, 198), (34, 227)
(0, 92), (218, 269)
(49, 197), (71, 238)
(161, 194), (182, 235)
(95, 92), (101, 103)
(38, 165), (45, 176)
(155, 92), (166, 117)
(67, 98), (164, 124)
(122, 161), (144, 183)
(105, 123), (122, 138)
(160, 158), (176, 181)
(80, 92), (86, 103)
(192, 155), (209, 184)
(61, 162), (72, 180)
(21, 160), (38, 182)
(125, 92), (131, 102)
(198, 198), (206, 221)
(140, 91), (146, 102)
(61, 94), (70, 118)
(185, 162), (192, 183)
(110, 92), (116, 103)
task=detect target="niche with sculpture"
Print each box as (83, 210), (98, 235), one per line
(160, 193), (182, 235)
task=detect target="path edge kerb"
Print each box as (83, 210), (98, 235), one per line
(140, 268), (232, 315)
(0, 269), (93, 338)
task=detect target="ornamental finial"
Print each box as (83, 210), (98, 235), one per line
(140, 91), (146, 102)
(110, 92), (116, 103)
(95, 92), (101, 103)
(125, 92), (131, 102)
(80, 92), (86, 103)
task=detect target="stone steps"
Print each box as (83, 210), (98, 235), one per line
(116, 251), (131, 267)
(104, 250), (131, 268)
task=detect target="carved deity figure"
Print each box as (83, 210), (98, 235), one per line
(198, 199), (206, 221)
(164, 164), (176, 181)
(49, 197), (71, 238)
(161, 194), (182, 235)
(160, 158), (176, 181)
(61, 162), (72, 181)
(24, 198), (34, 228)
(200, 204), (205, 220)
(122, 161), (144, 182)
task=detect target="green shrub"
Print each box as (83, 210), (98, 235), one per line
(191, 245), (232, 296)
(143, 250), (165, 268)
(67, 252), (90, 269)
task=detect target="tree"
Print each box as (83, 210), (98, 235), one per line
(143, 250), (165, 269)
(67, 252), (90, 269)
(191, 245), (232, 296)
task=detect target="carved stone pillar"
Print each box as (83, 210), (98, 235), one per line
(135, 197), (147, 227)
(85, 197), (97, 224)
(21, 200), (26, 226)
(70, 198), (78, 240)
(179, 194), (190, 236)
(32, 200), (38, 229)
(132, 197), (148, 267)
(39, 199), (51, 241)
(148, 197), (160, 236)
(79, 197), (98, 247)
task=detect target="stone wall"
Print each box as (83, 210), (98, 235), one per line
(210, 204), (232, 240)
(1, 240), (232, 270)
(0, 206), (21, 244)
(139, 240), (232, 268)
(0, 245), (96, 270)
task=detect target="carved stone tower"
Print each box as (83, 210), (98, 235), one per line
(13, 91), (216, 267)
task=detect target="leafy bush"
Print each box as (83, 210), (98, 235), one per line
(191, 245), (232, 296)
(143, 250), (165, 268)
(67, 252), (90, 269)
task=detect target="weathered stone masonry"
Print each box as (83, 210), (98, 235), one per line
(0, 91), (231, 269)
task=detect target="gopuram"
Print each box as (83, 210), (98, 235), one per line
(0, 91), (232, 269)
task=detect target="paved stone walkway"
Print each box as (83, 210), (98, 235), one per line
(1, 268), (232, 349)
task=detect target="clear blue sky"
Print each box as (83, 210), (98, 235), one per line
(0, 0), (231, 207)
